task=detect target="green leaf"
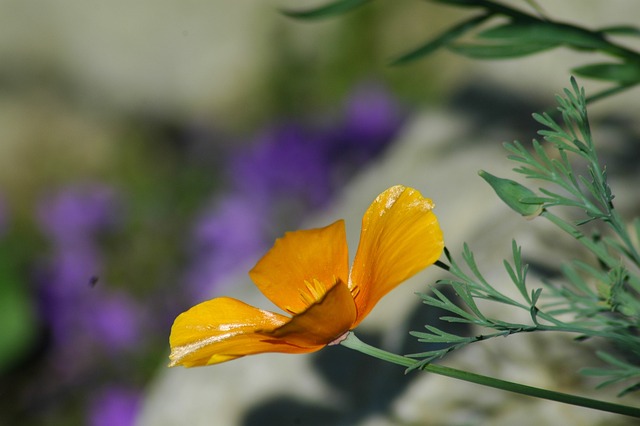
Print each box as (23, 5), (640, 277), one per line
(447, 41), (558, 59)
(581, 352), (640, 396)
(431, 0), (479, 6)
(479, 170), (543, 217)
(280, 0), (371, 20)
(451, 281), (487, 321)
(530, 287), (543, 306)
(598, 25), (640, 37)
(392, 13), (492, 65)
(479, 21), (609, 51)
(432, 0), (536, 21)
(478, 21), (545, 40)
(572, 62), (640, 84)
(559, 262), (599, 301)
(421, 287), (479, 322)
(0, 247), (38, 373)
(412, 325), (471, 344)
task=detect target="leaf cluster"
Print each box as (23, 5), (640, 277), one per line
(283, 0), (640, 101)
(412, 79), (640, 396)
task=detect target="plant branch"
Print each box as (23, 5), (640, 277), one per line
(341, 332), (640, 418)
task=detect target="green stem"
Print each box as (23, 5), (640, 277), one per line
(586, 83), (638, 105)
(541, 210), (640, 289)
(541, 210), (616, 267)
(340, 332), (640, 418)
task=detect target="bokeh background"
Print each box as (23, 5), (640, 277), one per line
(2, 1), (640, 425)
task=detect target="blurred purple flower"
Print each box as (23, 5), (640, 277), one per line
(229, 123), (333, 207)
(191, 196), (269, 253)
(329, 81), (406, 163)
(35, 182), (143, 372)
(89, 292), (143, 352)
(37, 250), (143, 354)
(88, 386), (141, 426)
(37, 184), (122, 246)
(185, 195), (269, 301)
(36, 245), (102, 345)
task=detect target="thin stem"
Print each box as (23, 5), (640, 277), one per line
(541, 210), (616, 267)
(586, 83), (639, 105)
(608, 209), (640, 267)
(434, 259), (450, 271)
(340, 332), (640, 418)
(541, 210), (640, 289)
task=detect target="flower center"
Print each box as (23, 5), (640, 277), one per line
(299, 278), (329, 307)
(283, 277), (338, 315)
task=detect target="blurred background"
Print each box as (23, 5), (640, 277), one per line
(1, 1), (639, 425)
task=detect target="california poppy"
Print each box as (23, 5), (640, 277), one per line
(169, 185), (444, 367)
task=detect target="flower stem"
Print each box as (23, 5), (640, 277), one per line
(340, 332), (640, 418)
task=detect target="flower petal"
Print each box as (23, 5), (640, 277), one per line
(249, 220), (350, 314)
(349, 185), (444, 327)
(265, 280), (357, 346)
(169, 297), (314, 367)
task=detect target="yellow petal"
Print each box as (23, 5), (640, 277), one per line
(265, 280), (357, 346)
(249, 220), (349, 315)
(349, 185), (444, 327)
(169, 297), (313, 367)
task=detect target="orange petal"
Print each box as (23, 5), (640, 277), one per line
(349, 185), (444, 327)
(249, 220), (349, 315)
(265, 280), (357, 347)
(169, 297), (314, 367)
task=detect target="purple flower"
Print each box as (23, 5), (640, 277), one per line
(36, 245), (103, 346)
(89, 292), (143, 352)
(34, 182), (143, 373)
(88, 386), (140, 426)
(191, 195), (268, 253)
(185, 195), (269, 301)
(229, 123), (333, 207)
(37, 184), (122, 246)
(329, 81), (406, 162)
(37, 249), (143, 354)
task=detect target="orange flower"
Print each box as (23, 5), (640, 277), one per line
(169, 185), (444, 367)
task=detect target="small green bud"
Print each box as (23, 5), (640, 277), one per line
(479, 170), (544, 218)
